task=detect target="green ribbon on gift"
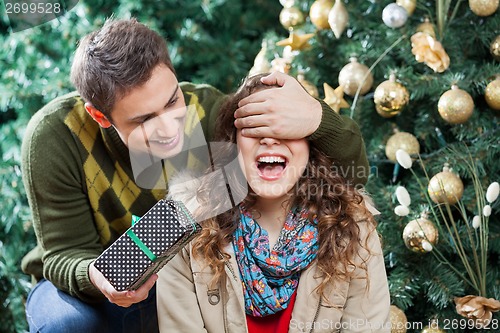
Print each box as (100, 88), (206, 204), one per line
(128, 214), (157, 261)
(126, 229), (157, 261)
(131, 214), (141, 226)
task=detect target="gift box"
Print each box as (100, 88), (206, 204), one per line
(94, 199), (200, 291)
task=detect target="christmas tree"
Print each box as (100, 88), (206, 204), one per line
(249, 0), (499, 332)
(1, 0), (499, 332)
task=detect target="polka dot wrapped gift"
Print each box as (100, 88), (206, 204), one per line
(94, 199), (200, 291)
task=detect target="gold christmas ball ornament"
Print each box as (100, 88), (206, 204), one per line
(279, 6), (305, 31)
(416, 18), (436, 38)
(338, 57), (374, 97)
(428, 163), (464, 205)
(437, 85), (474, 124)
(469, 0), (499, 16)
(397, 0), (417, 15)
(389, 305), (408, 333)
(491, 35), (500, 61)
(374, 74), (410, 118)
(385, 131), (420, 162)
(309, 0), (334, 30)
(403, 216), (439, 253)
(297, 73), (319, 98)
(485, 77), (500, 110)
(328, 0), (349, 39)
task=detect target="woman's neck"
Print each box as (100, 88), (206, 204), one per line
(253, 197), (291, 249)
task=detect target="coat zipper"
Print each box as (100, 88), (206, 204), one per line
(221, 273), (229, 333)
(309, 298), (321, 333)
(217, 250), (239, 333)
(225, 260), (238, 281)
(218, 250), (238, 281)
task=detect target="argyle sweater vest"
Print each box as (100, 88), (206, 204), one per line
(63, 91), (210, 247)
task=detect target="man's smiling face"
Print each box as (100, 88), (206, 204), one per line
(110, 64), (187, 159)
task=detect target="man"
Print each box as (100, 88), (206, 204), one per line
(21, 18), (368, 333)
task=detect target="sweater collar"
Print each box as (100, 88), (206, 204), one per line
(101, 126), (131, 165)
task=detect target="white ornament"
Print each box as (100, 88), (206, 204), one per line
(486, 182), (499, 203)
(394, 205), (410, 216)
(396, 149), (413, 169)
(382, 3), (408, 28)
(472, 215), (481, 229)
(282, 45), (298, 62)
(396, 186), (411, 207)
(483, 205), (492, 217)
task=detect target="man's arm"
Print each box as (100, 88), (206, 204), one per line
(308, 99), (369, 185)
(234, 72), (369, 185)
(21, 100), (105, 302)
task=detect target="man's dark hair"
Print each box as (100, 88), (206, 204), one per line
(70, 18), (175, 120)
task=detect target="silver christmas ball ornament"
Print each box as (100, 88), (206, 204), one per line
(382, 3), (408, 28)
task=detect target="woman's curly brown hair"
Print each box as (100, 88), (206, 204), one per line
(192, 73), (377, 297)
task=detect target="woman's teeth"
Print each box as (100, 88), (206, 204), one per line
(257, 156), (285, 163)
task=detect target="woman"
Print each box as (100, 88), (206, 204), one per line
(157, 74), (390, 333)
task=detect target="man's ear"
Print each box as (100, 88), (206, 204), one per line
(85, 103), (112, 128)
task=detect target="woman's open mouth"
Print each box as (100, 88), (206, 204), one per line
(256, 155), (288, 180)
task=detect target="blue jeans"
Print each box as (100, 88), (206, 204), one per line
(25, 279), (158, 333)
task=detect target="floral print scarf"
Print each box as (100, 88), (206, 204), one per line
(232, 205), (318, 317)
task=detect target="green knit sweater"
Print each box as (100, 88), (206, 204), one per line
(21, 82), (368, 302)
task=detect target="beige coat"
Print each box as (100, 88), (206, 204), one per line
(157, 220), (390, 333)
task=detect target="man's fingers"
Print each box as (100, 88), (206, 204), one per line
(240, 127), (269, 138)
(238, 91), (266, 107)
(260, 71), (287, 86)
(138, 274), (158, 294)
(107, 275), (157, 306)
(89, 262), (157, 308)
(234, 114), (269, 129)
(121, 274), (157, 304)
(234, 102), (267, 118)
(238, 87), (281, 107)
